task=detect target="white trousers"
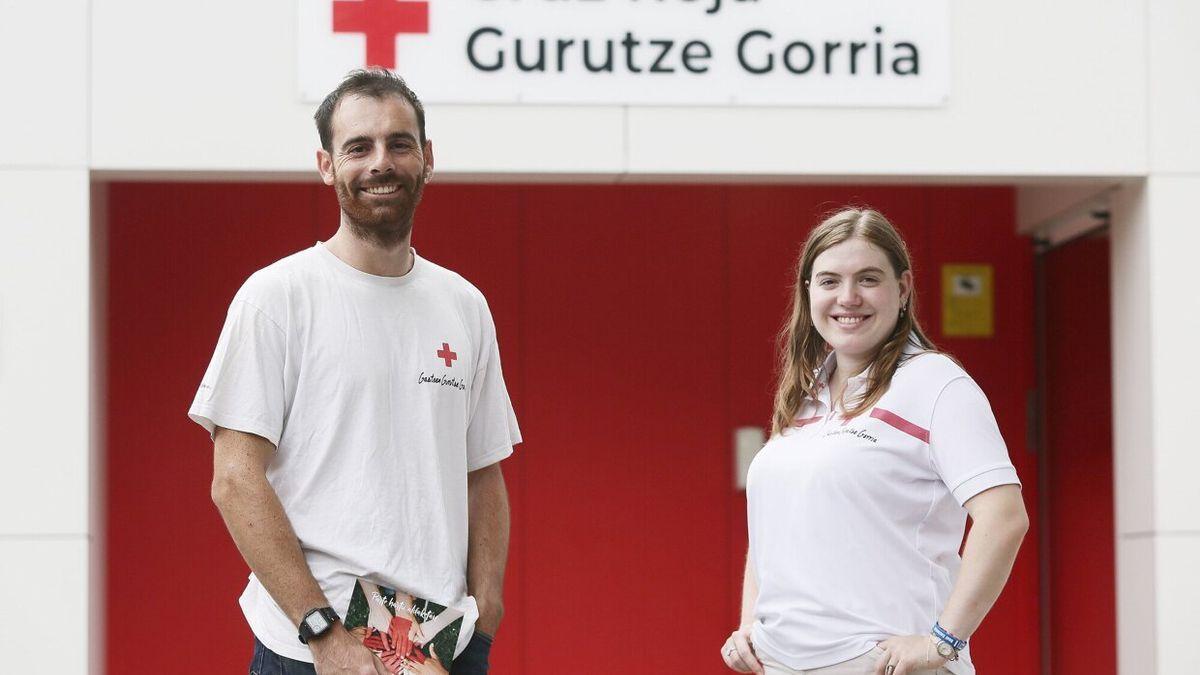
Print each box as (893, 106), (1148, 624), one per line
(760, 646), (952, 675)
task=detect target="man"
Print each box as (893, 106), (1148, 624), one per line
(189, 69), (520, 675)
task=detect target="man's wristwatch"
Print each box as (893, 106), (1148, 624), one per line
(298, 606), (340, 644)
(931, 622), (967, 661)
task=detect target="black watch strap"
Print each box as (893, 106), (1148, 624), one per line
(297, 606), (339, 644)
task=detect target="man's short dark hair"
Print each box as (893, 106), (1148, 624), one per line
(314, 68), (427, 152)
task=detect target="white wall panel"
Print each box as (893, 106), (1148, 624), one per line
(0, 0), (89, 168)
(91, 0), (314, 172)
(1112, 176), (1200, 671)
(429, 106), (626, 175)
(0, 538), (89, 673)
(1156, 535), (1200, 672)
(1149, 0), (1200, 173)
(1147, 176), (1200, 531)
(0, 170), (90, 536)
(1116, 535), (1158, 675)
(1109, 181), (1156, 536)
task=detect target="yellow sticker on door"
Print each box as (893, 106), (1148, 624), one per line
(941, 264), (994, 337)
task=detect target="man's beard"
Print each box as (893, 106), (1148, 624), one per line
(334, 173), (425, 249)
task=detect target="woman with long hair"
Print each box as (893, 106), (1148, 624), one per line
(721, 208), (1028, 675)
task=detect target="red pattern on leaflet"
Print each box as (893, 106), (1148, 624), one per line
(870, 407), (930, 443)
(363, 615), (426, 672)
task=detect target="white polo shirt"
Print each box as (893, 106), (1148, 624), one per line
(746, 341), (1019, 675)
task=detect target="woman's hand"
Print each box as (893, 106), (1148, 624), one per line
(408, 619), (426, 647)
(873, 635), (947, 675)
(720, 626), (765, 673)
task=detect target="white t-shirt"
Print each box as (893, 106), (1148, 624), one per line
(188, 243), (521, 662)
(747, 342), (1019, 674)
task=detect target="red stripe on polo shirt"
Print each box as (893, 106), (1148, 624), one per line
(793, 416), (822, 428)
(870, 408), (930, 443)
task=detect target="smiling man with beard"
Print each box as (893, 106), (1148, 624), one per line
(189, 69), (521, 675)
(319, 76), (429, 259)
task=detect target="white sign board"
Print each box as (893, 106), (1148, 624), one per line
(299, 0), (949, 106)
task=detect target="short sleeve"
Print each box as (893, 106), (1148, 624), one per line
(465, 304), (522, 471)
(929, 376), (1021, 506)
(187, 298), (288, 447)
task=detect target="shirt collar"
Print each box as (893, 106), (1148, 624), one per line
(809, 351), (838, 408)
(809, 335), (926, 402)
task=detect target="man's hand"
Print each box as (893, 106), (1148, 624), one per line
(475, 596), (504, 637)
(466, 463), (510, 638)
(308, 626), (390, 675)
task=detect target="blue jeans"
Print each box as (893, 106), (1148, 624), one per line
(249, 632), (493, 675)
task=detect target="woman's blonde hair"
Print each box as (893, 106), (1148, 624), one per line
(770, 207), (938, 436)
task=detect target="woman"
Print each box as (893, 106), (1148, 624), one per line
(721, 209), (1028, 675)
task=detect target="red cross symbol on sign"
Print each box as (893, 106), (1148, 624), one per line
(333, 0), (430, 69)
(437, 342), (458, 368)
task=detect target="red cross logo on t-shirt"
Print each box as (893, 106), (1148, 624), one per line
(437, 342), (458, 368)
(332, 0), (430, 69)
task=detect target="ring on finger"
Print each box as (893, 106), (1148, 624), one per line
(885, 665), (896, 675)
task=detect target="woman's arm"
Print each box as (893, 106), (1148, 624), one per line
(722, 550), (765, 673)
(740, 550), (759, 628)
(938, 483), (1029, 639)
(874, 484), (1028, 675)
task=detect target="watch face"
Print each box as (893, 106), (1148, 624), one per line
(937, 642), (954, 657)
(306, 612), (330, 633)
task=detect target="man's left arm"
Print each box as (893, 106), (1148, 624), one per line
(467, 462), (510, 636)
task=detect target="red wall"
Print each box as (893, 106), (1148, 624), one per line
(105, 183), (1040, 673)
